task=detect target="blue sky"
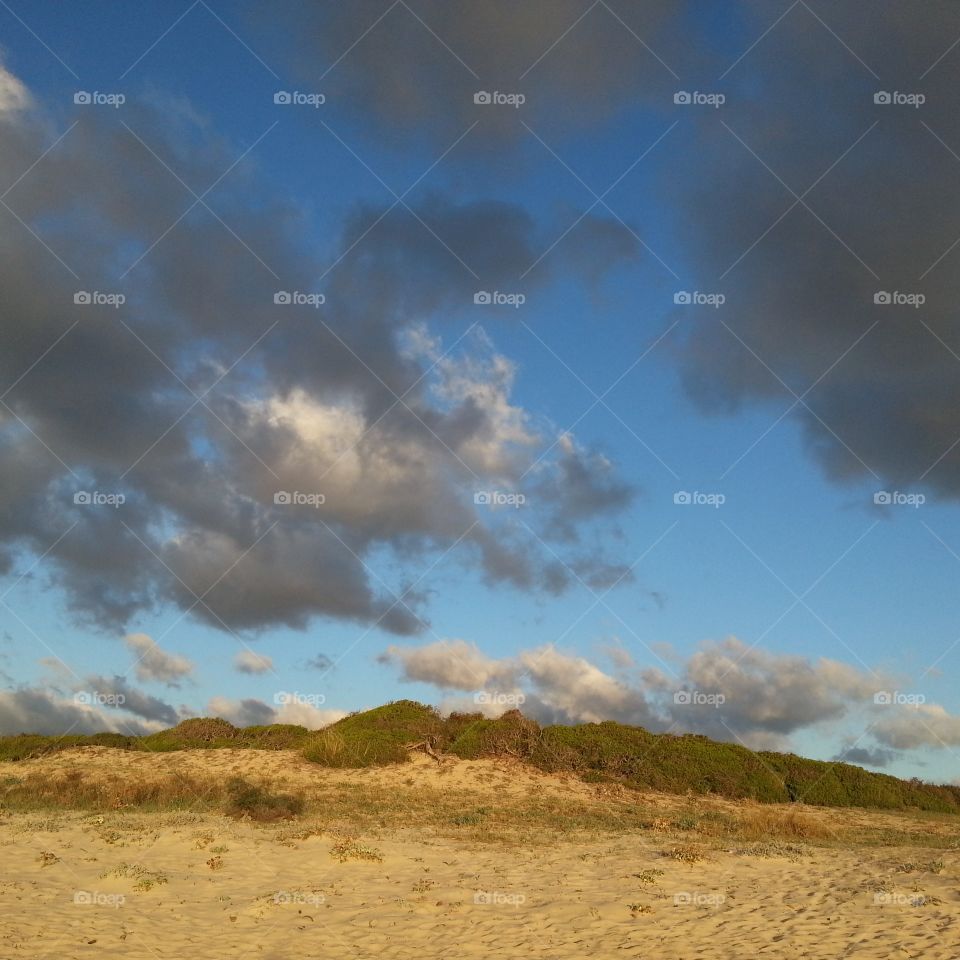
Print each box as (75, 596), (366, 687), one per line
(2, 1), (960, 784)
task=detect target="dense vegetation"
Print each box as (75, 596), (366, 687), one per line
(4, 701), (959, 814)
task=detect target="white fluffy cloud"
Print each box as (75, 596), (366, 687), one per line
(233, 651), (274, 675)
(873, 704), (960, 750)
(0, 65), (30, 115)
(379, 635), (960, 760)
(125, 634), (193, 686)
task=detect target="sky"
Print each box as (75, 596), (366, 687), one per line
(2, 0), (960, 783)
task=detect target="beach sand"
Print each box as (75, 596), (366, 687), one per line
(1, 748), (958, 959)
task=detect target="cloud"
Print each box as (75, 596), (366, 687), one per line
(656, 637), (882, 748)
(207, 695), (345, 729)
(535, 434), (635, 542)
(832, 744), (899, 769)
(381, 638), (657, 726)
(206, 696), (276, 727)
(0, 67), (635, 637)
(304, 653), (334, 672)
(872, 703), (960, 750)
(233, 650), (274, 675)
(379, 638), (513, 690)
(380, 635), (911, 751)
(81, 675), (180, 726)
(668, 2), (960, 500)
(0, 64), (30, 115)
(268, 0), (686, 143)
(124, 634), (193, 686)
(0, 687), (163, 736)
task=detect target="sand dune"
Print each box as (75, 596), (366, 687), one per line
(1, 749), (958, 959)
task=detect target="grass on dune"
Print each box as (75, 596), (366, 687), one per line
(2, 767), (958, 850)
(4, 700), (960, 816)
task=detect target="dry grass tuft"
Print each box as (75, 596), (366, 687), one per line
(736, 807), (837, 841)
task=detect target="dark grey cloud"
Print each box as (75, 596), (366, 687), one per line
(304, 653), (334, 672)
(264, 0), (695, 143)
(536, 434), (635, 542)
(833, 744), (899, 769)
(82, 675), (180, 726)
(670, 1), (960, 499)
(0, 63), (636, 638)
(0, 687), (159, 736)
(207, 695), (345, 729)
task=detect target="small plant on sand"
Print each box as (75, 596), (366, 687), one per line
(628, 902), (653, 914)
(105, 863), (168, 892)
(733, 841), (805, 859)
(669, 844), (707, 864)
(207, 855), (224, 870)
(633, 869), (664, 884)
(224, 777), (303, 823)
(329, 837), (383, 863)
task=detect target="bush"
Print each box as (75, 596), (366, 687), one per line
(449, 710), (541, 759)
(301, 700), (447, 768)
(239, 724), (311, 749)
(224, 777), (304, 822)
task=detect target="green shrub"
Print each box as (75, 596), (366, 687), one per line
(0, 733), (137, 762)
(301, 700), (446, 767)
(449, 710), (541, 759)
(239, 724), (311, 749)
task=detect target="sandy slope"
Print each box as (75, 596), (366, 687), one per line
(1, 748), (959, 959)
